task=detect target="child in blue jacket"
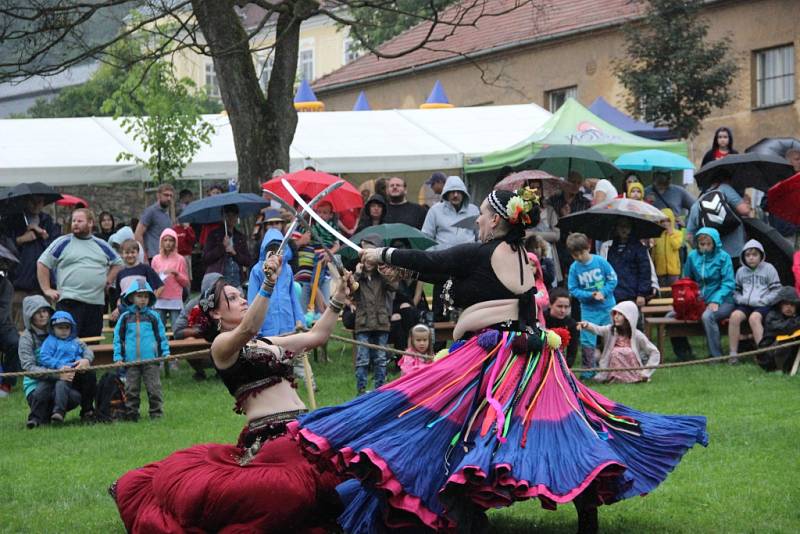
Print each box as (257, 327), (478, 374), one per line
(567, 233), (618, 378)
(670, 227), (736, 360)
(113, 280), (169, 420)
(38, 310), (96, 422)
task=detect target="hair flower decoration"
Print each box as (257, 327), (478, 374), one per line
(188, 305), (210, 331)
(506, 198), (532, 226)
(198, 286), (217, 312)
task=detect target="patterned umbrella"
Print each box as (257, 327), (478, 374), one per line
(493, 170), (567, 198)
(557, 197), (667, 240)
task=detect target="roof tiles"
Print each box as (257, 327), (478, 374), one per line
(314, 0), (640, 90)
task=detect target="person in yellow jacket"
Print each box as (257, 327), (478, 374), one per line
(651, 208), (683, 286)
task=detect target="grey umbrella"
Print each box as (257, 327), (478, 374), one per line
(745, 137), (800, 158)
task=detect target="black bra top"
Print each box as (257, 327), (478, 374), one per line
(391, 240), (537, 327)
(215, 337), (297, 414)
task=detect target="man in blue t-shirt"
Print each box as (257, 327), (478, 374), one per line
(135, 184), (174, 261)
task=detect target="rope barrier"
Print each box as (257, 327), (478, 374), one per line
(2, 336), (798, 379)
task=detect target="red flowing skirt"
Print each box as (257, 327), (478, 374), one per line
(112, 435), (342, 533)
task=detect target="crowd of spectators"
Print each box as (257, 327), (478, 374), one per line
(2, 125), (800, 420)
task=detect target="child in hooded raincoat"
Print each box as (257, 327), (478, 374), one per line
(247, 228), (305, 336)
(150, 228), (190, 332)
(727, 239), (781, 362)
(38, 310), (96, 421)
(113, 280), (170, 420)
(757, 286), (800, 373)
(579, 300), (660, 383)
(669, 227), (736, 360)
(527, 252), (549, 326)
(651, 208), (683, 287)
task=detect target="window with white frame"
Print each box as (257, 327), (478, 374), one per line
(546, 86), (577, 112)
(205, 62), (220, 99)
(259, 55), (274, 92)
(343, 38), (360, 65)
(298, 49), (314, 81)
(755, 44), (795, 108)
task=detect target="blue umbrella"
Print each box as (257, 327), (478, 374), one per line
(614, 149), (694, 171)
(177, 192), (269, 224)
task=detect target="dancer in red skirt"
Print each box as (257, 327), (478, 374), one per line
(111, 253), (354, 533)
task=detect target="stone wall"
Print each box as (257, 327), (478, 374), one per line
(51, 181), (205, 230)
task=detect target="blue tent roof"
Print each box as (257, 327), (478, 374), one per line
(426, 80), (450, 104)
(353, 90), (371, 111)
(588, 97), (675, 141)
(294, 79), (319, 103)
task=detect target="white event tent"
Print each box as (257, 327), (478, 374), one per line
(0, 103), (551, 187)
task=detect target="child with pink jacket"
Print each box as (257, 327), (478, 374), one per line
(150, 228), (189, 332)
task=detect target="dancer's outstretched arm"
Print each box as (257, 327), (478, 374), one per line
(271, 268), (355, 354)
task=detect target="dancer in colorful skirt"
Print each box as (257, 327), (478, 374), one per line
(111, 254), (354, 533)
(291, 188), (708, 533)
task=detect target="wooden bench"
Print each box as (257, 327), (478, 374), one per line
(645, 316), (751, 357)
(433, 321), (456, 344)
(90, 338), (210, 366)
(648, 297), (673, 306)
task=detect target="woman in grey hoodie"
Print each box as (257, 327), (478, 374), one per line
(728, 239), (782, 362)
(18, 295), (59, 428)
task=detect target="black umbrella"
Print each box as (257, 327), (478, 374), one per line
(557, 197), (667, 241)
(695, 153), (795, 192)
(745, 137), (800, 159)
(516, 145), (621, 180)
(742, 217), (795, 286)
(0, 182), (63, 208)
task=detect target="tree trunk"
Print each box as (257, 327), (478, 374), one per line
(192, 0), (306, 194)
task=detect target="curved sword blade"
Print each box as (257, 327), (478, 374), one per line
(281, 178), (363, 253)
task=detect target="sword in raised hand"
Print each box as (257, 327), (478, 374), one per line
(268, 180), (345, 256)
(281, 178), (363, 254)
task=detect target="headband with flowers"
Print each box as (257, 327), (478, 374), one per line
(490, 186), (540, 226)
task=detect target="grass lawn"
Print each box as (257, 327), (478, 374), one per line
(1, 328), (798, 533)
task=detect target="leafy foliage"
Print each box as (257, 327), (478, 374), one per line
(346, 0), (458, 51)
(613, 0), (739, 139)
(24, 35), (221, 118)
(102, 61), (214, 184)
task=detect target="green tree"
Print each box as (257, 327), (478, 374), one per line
(613, 0), (739, 139)
(345, 0), (458, 51)
(24, 36), (221, 118)
(102, 60), (214, 184)
(1, 1), (531, 194)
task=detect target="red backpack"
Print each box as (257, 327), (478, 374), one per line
(671, 278), (705, 321)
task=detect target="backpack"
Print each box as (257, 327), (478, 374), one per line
(671, 278), (705, 321)
(698, 189), (741, 235)
(95, 371), (127, 422)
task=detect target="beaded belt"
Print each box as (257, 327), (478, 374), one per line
(235, 409), (308, 466)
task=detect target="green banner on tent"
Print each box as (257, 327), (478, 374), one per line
(465, 98), (688, 174)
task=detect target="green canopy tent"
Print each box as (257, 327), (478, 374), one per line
(465, 98), (688, 176)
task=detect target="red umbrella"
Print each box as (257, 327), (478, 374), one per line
(262, 170), (362, 213)
(55, 194), (89, 208)
(494, 170), (567, 198)
(766, 171), (800, 225)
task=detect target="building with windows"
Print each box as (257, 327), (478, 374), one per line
(170, 4), (357, 101)
(312, 0), (798, 162)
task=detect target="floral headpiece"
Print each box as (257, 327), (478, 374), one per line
(187, 305), (210, 332)
(489, 186), (540, 226)
(198, 284), (217, 313)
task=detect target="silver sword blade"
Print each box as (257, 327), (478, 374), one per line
(281, 178), (363, 253)
(268, 180), (345, 254)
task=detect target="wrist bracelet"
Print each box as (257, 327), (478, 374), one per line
(262, 280), (275, 291)
(328, 298), (344, 313)
(258, 288), (272, 299)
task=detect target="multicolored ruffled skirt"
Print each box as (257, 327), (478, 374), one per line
(290, 329), (708, 532)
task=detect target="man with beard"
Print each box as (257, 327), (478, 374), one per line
(37, 209), (123, 338)
(135, 183), (175, 261)
(383, 176), (427, 229)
